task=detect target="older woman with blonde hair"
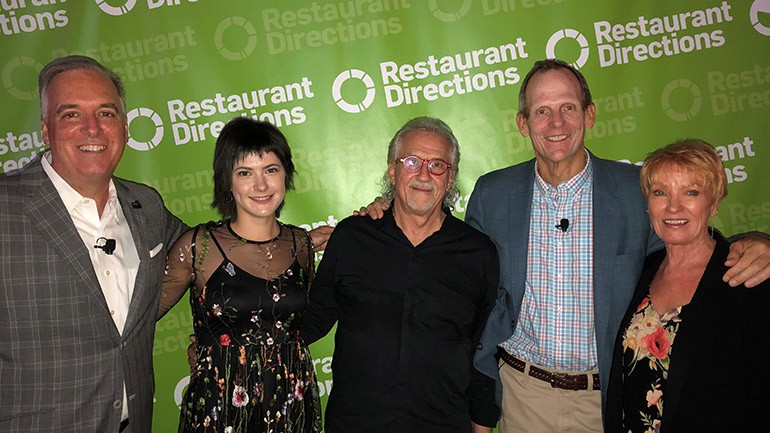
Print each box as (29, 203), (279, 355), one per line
(605, 138), (770, 433)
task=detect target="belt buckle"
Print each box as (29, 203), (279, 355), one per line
(549, 372), (569, 388)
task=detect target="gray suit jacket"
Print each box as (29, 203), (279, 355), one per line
(467, 152), (661, 414)
(0, 155), (185, 433)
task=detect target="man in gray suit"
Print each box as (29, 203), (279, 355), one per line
(468, 59), (770, 433)
(0, 56), (185, 432)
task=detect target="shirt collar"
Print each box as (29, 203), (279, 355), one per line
(534, 149), (593, 200)
(41, 151), (119, 214)
(382, 201), (456, 241)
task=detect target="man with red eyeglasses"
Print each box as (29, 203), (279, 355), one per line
(301, 117), (500, 433)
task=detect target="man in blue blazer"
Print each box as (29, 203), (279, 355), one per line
(0, 56), (185, 433)
(468, 59), (770, 433)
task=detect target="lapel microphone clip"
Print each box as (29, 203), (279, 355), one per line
(94, 237), (116, 255)
(556, 218), (570, 233)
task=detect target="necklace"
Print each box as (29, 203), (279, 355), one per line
(227, 221), (282, 260)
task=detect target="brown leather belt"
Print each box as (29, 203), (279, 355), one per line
(498, 349), (600, 391)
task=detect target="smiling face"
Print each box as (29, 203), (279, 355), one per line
(647, 164), (719, 248)
(231, 151), (286, 223)
(388, 130), (453, 217)
(42, 68), (127, 193)
(516, 68), (595, 182)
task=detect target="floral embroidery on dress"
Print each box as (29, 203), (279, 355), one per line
(621, 295), (681, 433)
(163, 222), (322, 433)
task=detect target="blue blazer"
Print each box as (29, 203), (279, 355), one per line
(467, 152), (660, 413)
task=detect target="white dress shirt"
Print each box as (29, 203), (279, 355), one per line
(42, 154), (139, 421)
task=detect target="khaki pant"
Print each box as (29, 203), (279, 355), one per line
(498, 359), (603, 433)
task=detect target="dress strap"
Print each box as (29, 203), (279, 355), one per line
(288, 223), (298, 251)
(208, 225), (229, 260)
(285, 225), (313, 277)
(286, 224), (310, 265)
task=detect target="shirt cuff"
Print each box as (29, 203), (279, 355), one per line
(469, 398), (500, 427)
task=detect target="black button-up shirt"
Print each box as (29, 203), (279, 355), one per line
(302, 207), (499, 433)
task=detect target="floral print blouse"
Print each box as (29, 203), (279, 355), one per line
(620, 295), (681, 433)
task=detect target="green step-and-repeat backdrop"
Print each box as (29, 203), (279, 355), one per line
(2, 1), (769, 430)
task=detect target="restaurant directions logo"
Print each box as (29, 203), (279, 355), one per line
(95, 0), (138, 16)
(750, 0), (770, 35)
(127, 107), (165, 151)
(332, 69), (376, 113)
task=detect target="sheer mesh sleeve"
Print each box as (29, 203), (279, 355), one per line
(291, 225), (316, 287)
(158, 228), (197, 319)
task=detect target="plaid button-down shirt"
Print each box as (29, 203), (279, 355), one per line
(501, 153), (597, 371)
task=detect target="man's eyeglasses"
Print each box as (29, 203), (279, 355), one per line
(397, 155), (452, 176)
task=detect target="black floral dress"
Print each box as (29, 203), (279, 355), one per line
(619, 295), (681, 433)
(160, 221), (322, 433)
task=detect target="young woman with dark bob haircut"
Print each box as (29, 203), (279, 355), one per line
(159, 117), (323, 433)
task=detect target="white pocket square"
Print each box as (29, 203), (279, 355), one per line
(149, 243), (163, 258)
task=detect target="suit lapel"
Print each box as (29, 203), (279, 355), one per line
(20, 159), (113, 316)
(116, 181), (150, 334)
(507, 160), (535, 311)
(591, 154), (623, 336)
(592, 154), (621, 306)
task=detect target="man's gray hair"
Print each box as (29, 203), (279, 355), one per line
(380, 116), (460, 209)
(39, 55), (126, 120)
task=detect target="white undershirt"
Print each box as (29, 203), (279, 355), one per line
(42, 154), (139, 421)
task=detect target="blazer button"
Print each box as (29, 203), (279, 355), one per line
(113, 400), (122, 409)
(476, 343), (483, 350)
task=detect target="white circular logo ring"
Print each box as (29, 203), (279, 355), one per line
(750, 0), (770, 36)
(127, 107), (165, 151)
(2, 56), (41, 101)
(215, 17), (258, 61)
(95, 0), (137, 16)
(332, 69), (376, 113)
(429, 0), (473, 23)
(661, 79), (702, 122)
(174, 375), (190, 408)
(545, 29), (590, 69)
